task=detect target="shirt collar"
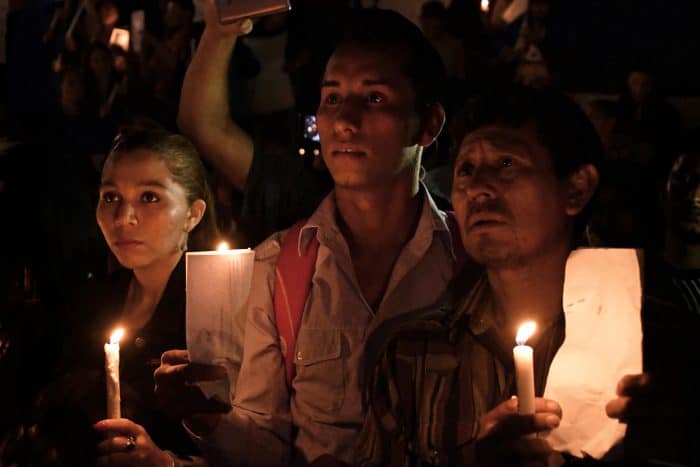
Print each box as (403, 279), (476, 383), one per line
(294, 183), (454, 258)
(443, 268), (498, 342)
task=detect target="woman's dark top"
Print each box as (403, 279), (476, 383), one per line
(24, 258), (197, 465)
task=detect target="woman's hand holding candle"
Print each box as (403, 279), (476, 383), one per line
(93, 418), (174, 467)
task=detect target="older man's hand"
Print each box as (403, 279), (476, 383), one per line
(473, 397), (562, 467)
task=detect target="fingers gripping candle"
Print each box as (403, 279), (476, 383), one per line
(514, 321), (536, 414)
(105, 328), (124, 419)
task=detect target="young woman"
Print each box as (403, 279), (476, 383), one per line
(89, 128), (218, 466)
(11, 128), (218, 466)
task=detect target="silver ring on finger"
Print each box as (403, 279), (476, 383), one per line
(125, 434), (137, 451)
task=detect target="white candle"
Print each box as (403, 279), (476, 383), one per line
(480, 0), (490, 13)
(514, 321), (536, 414)
(104, 328), (124, 419)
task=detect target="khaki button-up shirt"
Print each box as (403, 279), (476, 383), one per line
(195, 188), (456, 466)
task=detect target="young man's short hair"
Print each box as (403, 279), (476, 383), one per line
(330, 8), (447, 112)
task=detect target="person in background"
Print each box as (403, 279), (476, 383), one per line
(606, 130), (700, 465)
(659, 131), (700, 282)
(178, 0), (333, 246)
(419, 1), (465, 82)
(240, 11), (296, 149)
(141, 0), (197, 107)
(617, 60), (683, 179)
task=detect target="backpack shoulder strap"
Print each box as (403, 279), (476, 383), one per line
(273, 220), (320, 388)
(445, 211), (468, 273)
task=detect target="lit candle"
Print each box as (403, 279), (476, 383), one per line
(104, 328), (124, 419)
(514, 321), (536, 414)
(481, 0), (490, 13)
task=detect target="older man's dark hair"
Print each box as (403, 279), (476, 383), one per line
(469, 86), (604, 238)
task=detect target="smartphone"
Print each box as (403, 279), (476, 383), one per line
(215, 0), (291, 24)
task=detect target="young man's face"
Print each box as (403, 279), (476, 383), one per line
(452, 124), (575, 267)
(316, 45), (425, 191)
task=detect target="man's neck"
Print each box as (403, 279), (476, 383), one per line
(334, 169), (422, 254)
(664, 231), (700, 270)
(487, 243), (570, 346)
(333, 166), (423, 309)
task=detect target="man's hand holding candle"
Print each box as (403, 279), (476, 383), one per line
(154, 349), (230, 435)
(470, 397), (562, 466)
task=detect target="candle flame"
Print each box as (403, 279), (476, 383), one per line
(516, 321), (536, 345)
(110, 328), (125, 344)
(480, 0), (489, 12)
(216, 241), (230, 251)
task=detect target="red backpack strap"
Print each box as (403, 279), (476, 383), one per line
(445, 211), (468, 273)
(273, 220), (320, 388)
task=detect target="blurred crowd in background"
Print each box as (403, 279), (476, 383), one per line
(0, 0), (699, 449)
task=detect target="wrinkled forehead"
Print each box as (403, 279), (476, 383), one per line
(456, 125), (537, 160)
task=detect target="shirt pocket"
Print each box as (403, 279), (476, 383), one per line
(293, 328), (345, 418)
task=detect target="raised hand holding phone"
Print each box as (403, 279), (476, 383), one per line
(215, 0), (290, 24)
(203, 0), (254, 37)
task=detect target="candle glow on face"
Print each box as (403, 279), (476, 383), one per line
(216, 241), (230, 251)
(516, 321), (536, 346)
(481, 0), (489, 12)
(110, 328), (124, 345)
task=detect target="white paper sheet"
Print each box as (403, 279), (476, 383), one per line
(544, 248), (643, 459)
(186, 249), (255, 405)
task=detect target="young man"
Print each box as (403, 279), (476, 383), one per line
(155, 7), (457, 466)
(358, 86), (602, 466)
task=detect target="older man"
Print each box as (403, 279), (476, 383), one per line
(359, 86), (602, 466)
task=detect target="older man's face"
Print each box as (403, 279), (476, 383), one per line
(451, 124), (576, 268)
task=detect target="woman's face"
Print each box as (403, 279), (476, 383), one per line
(96, 149), (203, 270)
